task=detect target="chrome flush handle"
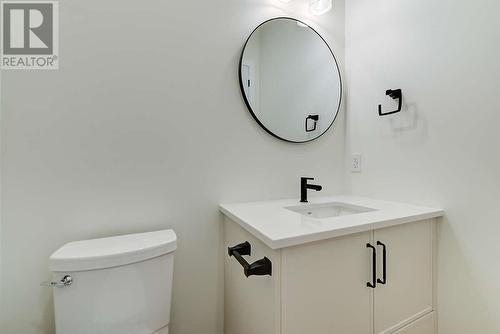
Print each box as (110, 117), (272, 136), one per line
(41, 275), (73, 288)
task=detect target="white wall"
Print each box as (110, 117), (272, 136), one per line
(346, 0), (500, 333)
(0, 0), (345, 333)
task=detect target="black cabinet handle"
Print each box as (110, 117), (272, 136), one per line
(228, 242), (272, 277)
(377, 241), (387, 285)
(366, 243), (377, 288)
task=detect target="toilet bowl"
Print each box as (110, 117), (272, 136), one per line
(48, 229), (177, 334)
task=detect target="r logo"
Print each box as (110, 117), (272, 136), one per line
(3, 3), (53, 54)
(1, 1), (58, 69)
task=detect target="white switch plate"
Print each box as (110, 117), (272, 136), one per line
(351, 154), (362, 172)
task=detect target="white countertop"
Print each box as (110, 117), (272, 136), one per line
(219, 195), (444, 249)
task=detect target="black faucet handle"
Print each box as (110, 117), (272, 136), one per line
(300, 177), (321, 203)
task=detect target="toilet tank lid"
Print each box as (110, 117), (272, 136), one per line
(49, 229), (177, 272)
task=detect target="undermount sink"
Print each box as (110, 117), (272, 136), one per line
(285, 202), (375, 219)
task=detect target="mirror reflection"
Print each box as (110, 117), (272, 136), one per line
(240, 18), (342, 143)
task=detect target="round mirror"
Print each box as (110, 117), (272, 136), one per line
(239, 17), (342, 143)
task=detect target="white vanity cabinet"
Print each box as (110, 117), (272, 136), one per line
(281, 230), (372, 334)
(373, 221), (434, 333)
(224, 218), (437, 334)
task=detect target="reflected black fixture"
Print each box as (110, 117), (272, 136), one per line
(305, 114), (319, 132)
(378, 89), (402, 116)
(300, 177), (323, 203)
(228, 241), (272, 277)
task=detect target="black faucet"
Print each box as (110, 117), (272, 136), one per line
(300, 177), (322, 203)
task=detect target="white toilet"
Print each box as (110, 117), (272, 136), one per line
(47, 229), (177, 334)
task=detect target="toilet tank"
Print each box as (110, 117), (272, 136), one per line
(49, 229), (177, 334)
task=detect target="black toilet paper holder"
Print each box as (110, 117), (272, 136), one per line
(228, 241), (272, 278)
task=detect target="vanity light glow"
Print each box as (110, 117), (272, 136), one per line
(277, 0), (333, 15)
(309, 0), (332, 15)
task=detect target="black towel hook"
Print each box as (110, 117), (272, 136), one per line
(378, 89), (402, 116)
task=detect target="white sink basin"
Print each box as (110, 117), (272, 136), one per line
(285, 202), (375, 219)
(220, 196), (444, 249)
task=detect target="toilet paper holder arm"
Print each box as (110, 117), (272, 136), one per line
(228, 242), (272, 277)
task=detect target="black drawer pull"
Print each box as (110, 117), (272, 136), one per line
(228, 242), (272, 277)
(377, 241), (387, 285)
(366, 243), (377, 288)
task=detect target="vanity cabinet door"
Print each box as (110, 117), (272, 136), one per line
(373, 220), (433, 333)
(281, 232), (373, 334)
(392, 312), (435, 334)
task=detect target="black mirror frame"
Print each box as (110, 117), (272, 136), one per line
(238, 17), (343, 144)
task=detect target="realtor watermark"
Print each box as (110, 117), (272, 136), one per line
(1, 1), (58, 69)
